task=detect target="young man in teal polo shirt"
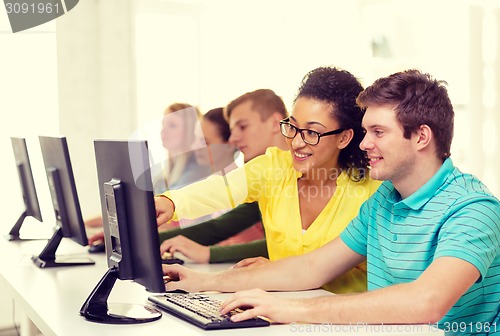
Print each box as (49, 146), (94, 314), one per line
(160, 69), (500, 335)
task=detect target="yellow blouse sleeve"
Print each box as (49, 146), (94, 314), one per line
(162, 148), (280, 221)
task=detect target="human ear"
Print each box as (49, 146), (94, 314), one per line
(270, 112), (285, 133)
(415, 124), (433, 150)
(338, 129), (354, 149)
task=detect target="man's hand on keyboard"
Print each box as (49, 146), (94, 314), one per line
(220, 288), (299, 324)
(162, 264), (209, 292)
(160, 236), (210, 264)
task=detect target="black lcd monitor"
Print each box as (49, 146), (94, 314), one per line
(32, 136), (94, 268)
(80, 139), (164, 324)
(6, 137), (44, 241)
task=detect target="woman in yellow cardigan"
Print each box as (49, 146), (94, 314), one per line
(155, 66), (381, 293)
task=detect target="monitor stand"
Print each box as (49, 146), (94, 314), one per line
(80, 268), (162, 324)
(31, 226), (95, 268)
(5, 210), (28, 241)
(5, 211), (46, 241)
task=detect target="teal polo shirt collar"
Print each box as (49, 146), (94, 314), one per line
(387, 158), (455, 210)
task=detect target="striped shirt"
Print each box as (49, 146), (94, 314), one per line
(341, 158), (500, 335)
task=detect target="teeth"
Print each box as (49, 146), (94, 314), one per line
(294, 151), (309, 158)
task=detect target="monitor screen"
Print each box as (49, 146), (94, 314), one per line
(32, 136), (94, 268)
(6, 137), (44, 241)
(80, 139), (164, 324)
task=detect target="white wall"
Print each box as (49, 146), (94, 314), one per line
(134, 0), (370, 123)
(0, 6), (58, 223)
(56, 0), (137, 219)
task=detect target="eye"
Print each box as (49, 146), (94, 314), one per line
(283, 123), (297, 134)
(305, 129), (318, 137)
(374, 130), (384, 136)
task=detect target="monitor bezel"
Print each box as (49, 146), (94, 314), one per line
(6, 137), (44, 240)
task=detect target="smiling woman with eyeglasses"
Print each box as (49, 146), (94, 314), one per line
(155, 66), (381, 294)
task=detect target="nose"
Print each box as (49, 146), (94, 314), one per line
(229, 130), (239, 145)
(291, 131), (306, 149)
(359, 133), (372, 151)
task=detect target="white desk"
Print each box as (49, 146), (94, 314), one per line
(0, 236), (443, 336)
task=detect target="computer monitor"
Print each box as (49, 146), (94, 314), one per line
(6, 137), (44, 241)
(32, 136), (94, 268)
(80, 139), (164, 324)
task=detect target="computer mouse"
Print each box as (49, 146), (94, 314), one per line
(161, 252), (184, 265)
(88, 242), (106, 253)
(161, 257), (184, 265)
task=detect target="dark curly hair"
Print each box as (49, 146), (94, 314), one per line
(294, 66), (368, 181)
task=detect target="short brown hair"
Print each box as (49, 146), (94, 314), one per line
(357, 69), (454, 160)
(224, 89), (287, 122)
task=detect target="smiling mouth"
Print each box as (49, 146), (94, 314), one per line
(293, 151), (311, 160)
(369, 157), (383, 165)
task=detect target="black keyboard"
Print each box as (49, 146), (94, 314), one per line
(148, 292), (270, 330)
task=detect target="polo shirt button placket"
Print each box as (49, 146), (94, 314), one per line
(392, 214), (403, 241)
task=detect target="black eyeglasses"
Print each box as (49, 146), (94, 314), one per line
(279, 118), (345, 146)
